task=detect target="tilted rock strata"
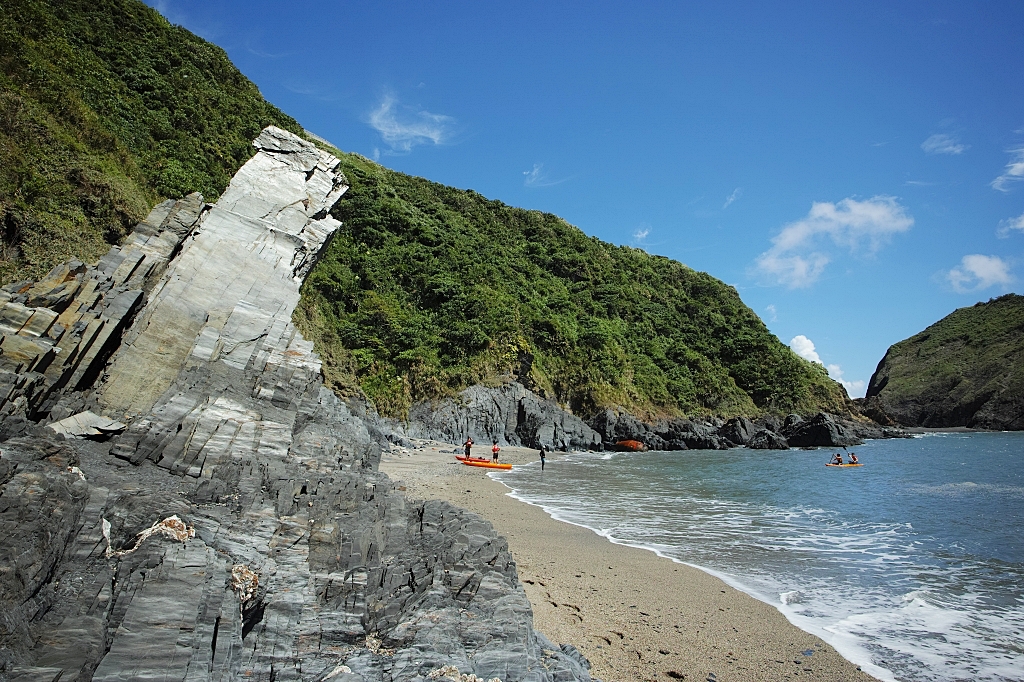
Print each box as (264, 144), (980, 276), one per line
(0, 127), (593, 682)
(403, 382), (602, 451)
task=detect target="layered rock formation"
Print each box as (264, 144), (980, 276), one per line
(403, 383), (601, 451)
(0, 128), (593, 682)
(861, 294), (1024, 430)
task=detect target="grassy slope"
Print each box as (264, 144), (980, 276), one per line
(296, 154), (847, 419)
(864, 293), (1024, 428)
(0, 0), (300, 282)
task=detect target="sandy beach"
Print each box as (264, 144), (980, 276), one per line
(381, 442), (878, 682)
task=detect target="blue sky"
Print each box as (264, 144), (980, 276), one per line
(150, 0), (1023, 397)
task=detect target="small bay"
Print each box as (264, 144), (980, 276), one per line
(494, 432), (1024, 681)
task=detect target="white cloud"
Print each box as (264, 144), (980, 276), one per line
(765, 304), (777, 322)
(522, 162), (570, 188)
(723, 187), (742, 209)
(753, 196), (913, 288)
(633, 227), (650, 241)
(368, 94), (454, 153)
(921, 133), (968, 155)
(789, 335), (821, 364)
(992, 147), (1024, 192)
(827, 364), (866, 398)
(946, 255), (1015, 293)
(998, 212), (1024, 237)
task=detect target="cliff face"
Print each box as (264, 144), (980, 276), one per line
(0, 128), (593, 682)
(862, 294), (1024, 430)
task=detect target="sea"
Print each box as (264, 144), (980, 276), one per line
(491, 432), (1024, 682)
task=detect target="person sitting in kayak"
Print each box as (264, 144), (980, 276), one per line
(849, 453), (859, 464)
(830, 453), (844, 465)
(491, 441), (500, 462)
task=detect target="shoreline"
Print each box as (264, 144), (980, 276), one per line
(381, 442), (881, 682)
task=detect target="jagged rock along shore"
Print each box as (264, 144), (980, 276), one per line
(0, 127), (594, 682)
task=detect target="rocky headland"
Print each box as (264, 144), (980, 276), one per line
(861, 294), (1024, 430)
(391, 385), (903, 453)
(0, 128), (593, 682)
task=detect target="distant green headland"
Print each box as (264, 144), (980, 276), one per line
(862, 293), (1024, 430)
(2, 0), (848, 422)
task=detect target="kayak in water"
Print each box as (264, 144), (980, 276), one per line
(825, 463), (864, 467)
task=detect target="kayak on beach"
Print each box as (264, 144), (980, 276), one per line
(460, 458), (513, 470)
(456, 454), (490, 463)
(825, 463), (863, 467)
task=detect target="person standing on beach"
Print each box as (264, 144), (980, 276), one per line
(539, 446), (546, 471)
(491, 441), (500, 462)
(464, 437), (473, 459)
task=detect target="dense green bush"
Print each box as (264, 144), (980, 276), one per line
(0, 0), (300, 281)
(298, 154), (847, 419)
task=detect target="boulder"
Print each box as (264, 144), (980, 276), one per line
(719, 416), (756, 445)
(747, 429), (789, 450)
(590, 408), (651, 444)
(656, 418), (731, 450)
(785, 412), (862, 447)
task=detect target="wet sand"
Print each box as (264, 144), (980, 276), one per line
(381, 442), (879, 682)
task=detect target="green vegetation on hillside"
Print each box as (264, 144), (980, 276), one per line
(297, 154), (846, 419)
(0, 0), (300, 282)
(863, 293), (1024, 429)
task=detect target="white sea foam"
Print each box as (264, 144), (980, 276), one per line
(491, 435), (1024, 681)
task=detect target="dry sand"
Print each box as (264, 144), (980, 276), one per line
(381, 442), (879, 682)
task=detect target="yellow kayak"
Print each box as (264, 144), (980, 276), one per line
(826, 463), (863, 467)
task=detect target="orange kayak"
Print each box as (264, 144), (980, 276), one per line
(460, 459), (512, 470)
(615, 439), (647, 452)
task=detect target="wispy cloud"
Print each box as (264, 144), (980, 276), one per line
(945, 255), (1014, 292)
(723, 187), (742, 209)
(765, 304), (777, 322)
(368, 94), (455, 153)
(992, 147), (1024, 192)
(828, 364), (866, 398)
(997, 211), (1024, 238)
(905, 180), (939, 187)
(789, 335), (821, 363)
(522, 163), (570, 188)
(921, 133), (968, 155)
(753, 196), (913, 289)
(631, 224), (653, 248)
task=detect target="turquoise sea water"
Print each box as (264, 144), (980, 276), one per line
(492, 433), (1024, 682)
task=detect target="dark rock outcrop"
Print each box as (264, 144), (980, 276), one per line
(783, 412), (861, 448)
(719, 417), (756, 446)
(747, 429), (789, 450)
(404, 382), (602, 451)
(0, 128), (593, 682)
(587, 410), (733, 451)
(861, 294), (1024, 430)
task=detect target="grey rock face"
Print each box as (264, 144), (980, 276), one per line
(718, 417), (756, 446)
(783, 412), (862, 448)
(747, 429), (789, 450)
(588, 410), (734, 451)
(0, 128), (593, 682)
(404, 382), (601, 451)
